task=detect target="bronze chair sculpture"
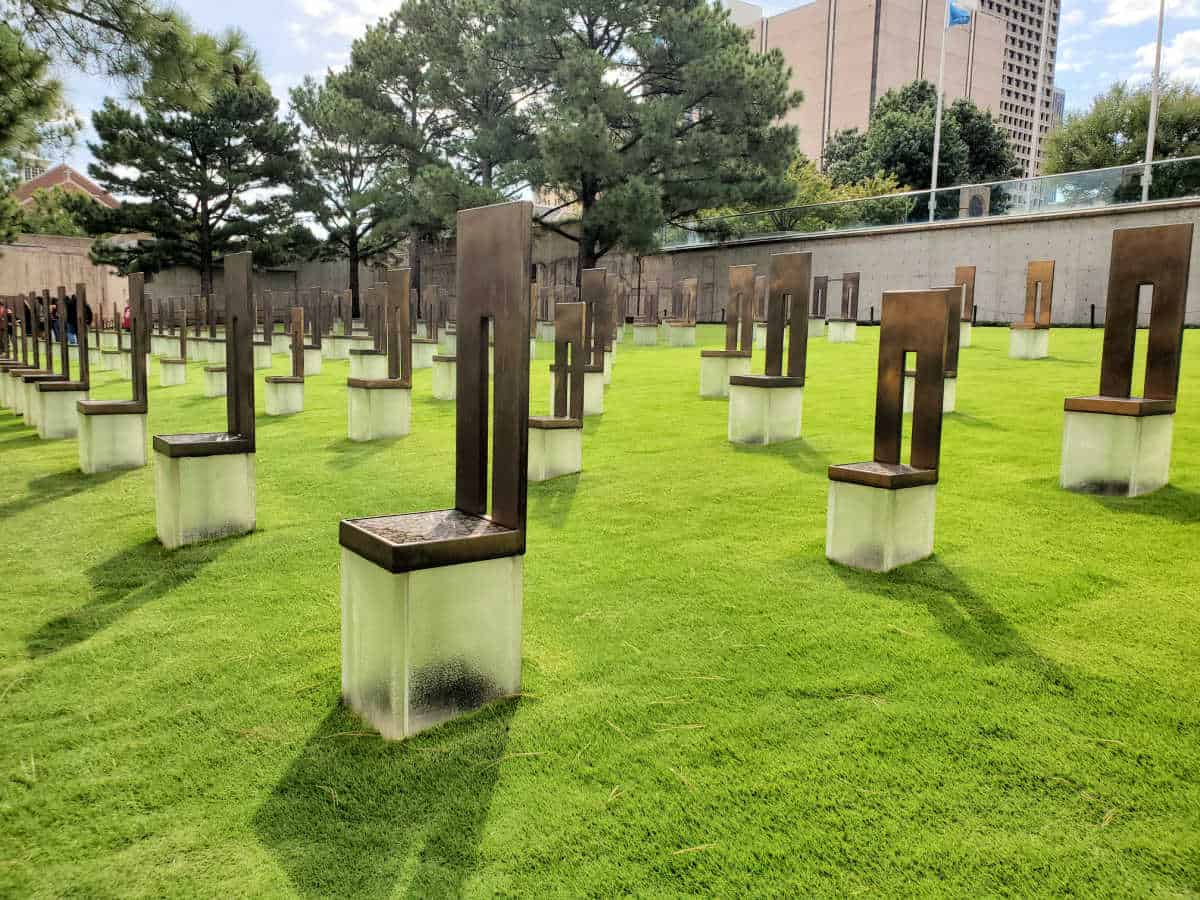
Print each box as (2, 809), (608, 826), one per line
(728, 252), (811, 445)
(339, 200), (532, 741)
(826, 287), (957, 572)
(1009, 260), (1056, 360)
(699, 265), (754, 398)
(1060, 223), (1192, 497)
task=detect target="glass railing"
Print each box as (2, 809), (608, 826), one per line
(658, 156), (1200, 249)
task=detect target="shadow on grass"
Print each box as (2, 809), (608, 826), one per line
(254, 699), (515, 898)
(945, 413), (1003, 430)
(1091, 485), (1200, 524)
(0, 468), (126, 521)
(26, 538), (224, 658)
(324, 437), (401, 469)
(528, 473), (580, 529)
(834, 557), (1073, 692)
(0, 432), (44, 450)
(730, 437), (829, 474)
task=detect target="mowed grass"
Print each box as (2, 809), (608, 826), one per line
(1, 323), (1198, 897)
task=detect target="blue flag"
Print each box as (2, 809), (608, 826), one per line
(948, 0), (973, 26)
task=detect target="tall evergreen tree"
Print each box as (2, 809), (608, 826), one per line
(501, 0), (801, 272)
(80, 41), (304, 295)
(291, 73), (409, 310)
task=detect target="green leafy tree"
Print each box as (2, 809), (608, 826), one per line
(290, 73), (410, 310)
(79, 42), (304, 294)
(700, 155), (911, 239)
(824, 80), (1019, 216)
(1043, 81), (1200, 202)
(503, 0), (801, 271)
(16, 186), (87, 235)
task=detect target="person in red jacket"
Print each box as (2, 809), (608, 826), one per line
(122, 305), (131, 331)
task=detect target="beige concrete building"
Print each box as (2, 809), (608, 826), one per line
(732, 0), (1058, 176)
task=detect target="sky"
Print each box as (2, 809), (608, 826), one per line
(50, 0), (1200, 177)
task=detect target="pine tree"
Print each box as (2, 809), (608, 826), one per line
(81, 43), (304, 294)
(501, 0), (801, 272)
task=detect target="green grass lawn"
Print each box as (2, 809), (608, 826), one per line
(2, 324), (1198, 897)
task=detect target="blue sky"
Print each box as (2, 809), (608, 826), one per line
(53, 0), (1200, 177)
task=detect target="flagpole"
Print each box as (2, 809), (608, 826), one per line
(929, 0), (952, 222)
(1142, 0), (1167, 203)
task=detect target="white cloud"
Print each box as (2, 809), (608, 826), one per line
(287, 22), (310, 53)
(1057, 46), (1087, 72)
(293, 0), (395, 38)
(1135, 27), (1200, 81)
(1061, 7), (1087, 27)
(295, 0), (334, 16)
(1100, 0), (1200, 27)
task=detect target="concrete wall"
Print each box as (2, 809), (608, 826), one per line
(0, 234), (128, 308)
(655, 199), (1200, 326)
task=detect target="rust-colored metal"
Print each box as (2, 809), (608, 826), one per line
(1065, 223), (1193, 417)
(75, 282), (90, 388)
(57, 287), (70, 380)
(730, 251), (812, 389)
(340, 201), (532, 574)
(42, 290), (54, 373)
(640, 279), (659, 324)
(834, 272), (861, 321)
(257, 292), (274, 346)
(549, 301), (586, 420)
(954, 266), (976, 321)
(753, 274), (768, 323)
(80, 273), (150, 416)
(152, 254), (254, 455)
(729, 265), (755, 354)
(387, 269), (413, 386)
(1013, 260), (1055, 330)
(290, 307), (305, 378)
(828, 288), (954, 489)
(581, 267), (612, 365)
(812, 275), (828, 319)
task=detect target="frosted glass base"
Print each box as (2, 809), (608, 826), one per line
(99, 332), (118, 350)
(440, 332), (457, 355)
(536, 322), (555, 343)
(37, 389), (86, 440)
(904, 376), (957, 414)
(826, 481), (936, 572)
(304, 348), (323, 376)
(614, 325), (624, 344)
(204, 369), (226, 398)
(728, 384), (803, 445)
(349, 353), (387, 380)
(322, 336), (351, 360)
(79, 412), (146, 474)
(413, 342), (436, 370)
(603, 350), (613, 385)
(433, 358), (456, 400)
(808, 318), (826, 339)
(633, 324), (658, 346)
(254, 344), (273, 370)
(1061, 410), (1173, 497)
(699, 355), (751, 399)
(341, 548), (523, 741)
(265, 380), (304, 416)
(154, 450), (256, 549)
(118, 352), (133, 381)
(753, 321), (767, 349)
(960, 321), (972, 348)
(528, 425), (582, 482)
(206, 341), (225, 364)
(23, 382), (40, 427)
(1009, 328), (1049, 360)
(549, 370), (604, 416)
(160, 359), (187, 387)
(348, 385), (412, 441)
(7, 373), (25, 415)
(828, 320), (858, 343)
(669, 324), (697, 347)
(272, 334), (290, 354)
